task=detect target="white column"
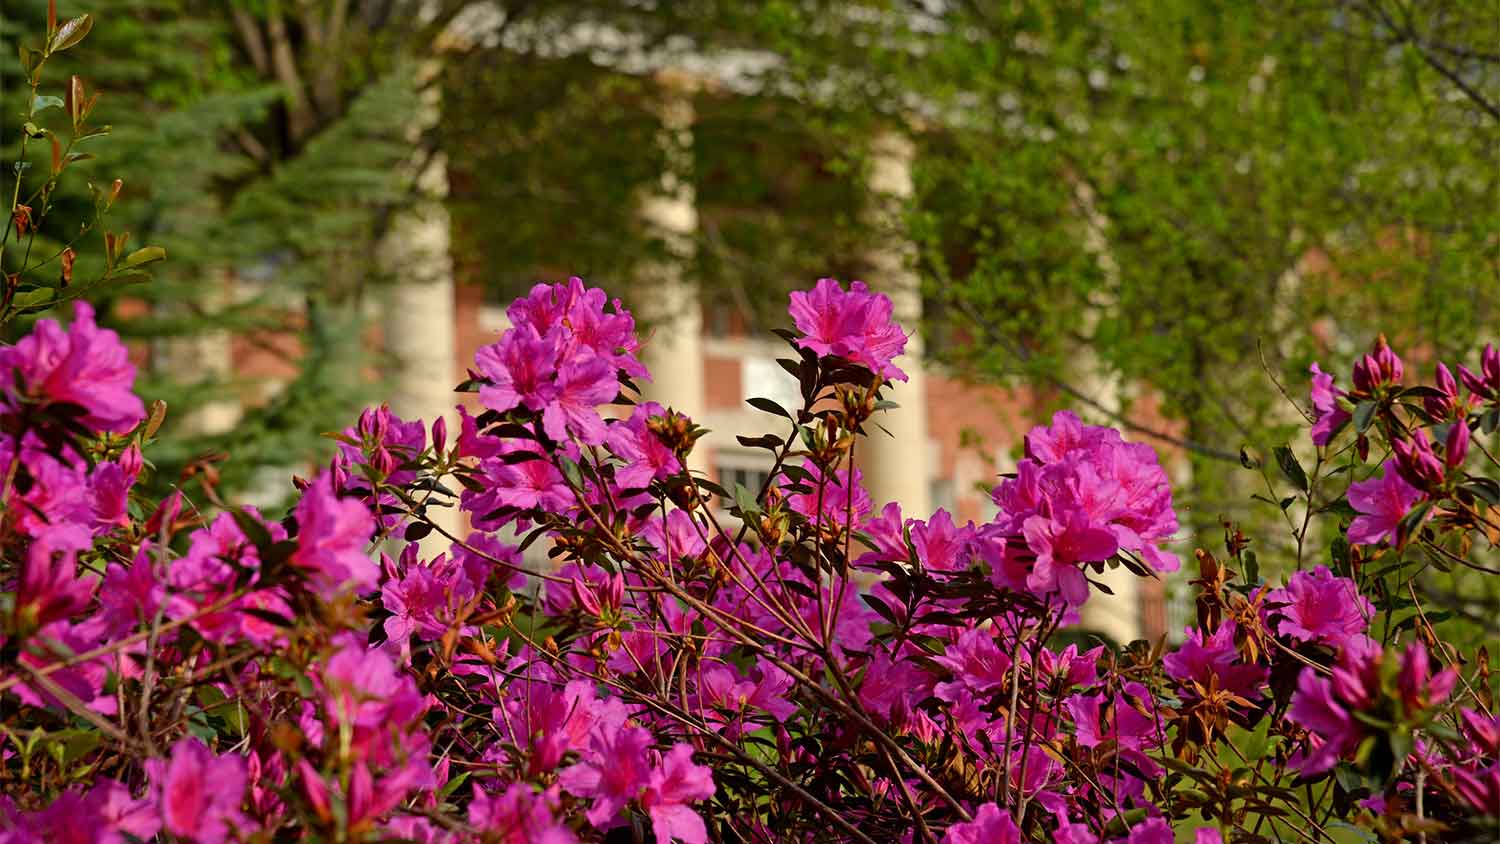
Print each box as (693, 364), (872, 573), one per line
(636, 70), (706, 469)
(1069, 175), (1142, 644)
(861, 130), (932, 517)
(380, 59), (461, 549)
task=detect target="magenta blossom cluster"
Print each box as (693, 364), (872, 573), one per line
(787, 277), (908, 381)
(4, 275), (1498, 844)
(474, 276), (645, 445)
(982, 411), (1180, 606)
(1289, 639), (1457, 776)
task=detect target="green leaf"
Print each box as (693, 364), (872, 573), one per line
(230, 508), (274, 553)
(746, 396), (792, 419)
(1274, 444), (1309, 491)
(121, 246), (166, 268)
(32, 95), (64, 114)
(1353, 400), (1378, 433)
(49, 14), (93, 53)
(733, 483), (761, 516)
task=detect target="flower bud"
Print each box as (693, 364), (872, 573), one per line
(570, 575), (602, 617)
(1458, 364), (1494, 401)
(604, 571), (624, 613)
(370, 445), (397, 478)
(1445, 421), (1470, 469)
(431, 416), (447, 456)
(295, 759), (332, 823)
(119, 442), (143, 478)
(144, 490), (184, 536)
(356, 406), (387, 443)
(1391, 429), (1444, 490)
(1425, 363), (1460, 419)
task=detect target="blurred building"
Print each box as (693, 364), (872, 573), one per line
(176, 52), (1178, 647)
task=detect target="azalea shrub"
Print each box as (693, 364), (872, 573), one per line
(3, 14), (1500, 844)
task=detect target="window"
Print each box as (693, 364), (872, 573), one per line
(741, 357), (802, 415)
(716, 453), (773, 510)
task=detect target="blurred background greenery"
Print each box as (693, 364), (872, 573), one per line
(2, 0), (1495, 560)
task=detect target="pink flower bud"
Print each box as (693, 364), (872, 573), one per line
(1445, 421), (1470, 469)
(431, 416), (447, 456)
(295, 759), (332, 822)
(570, 575), (602, 617)
(604, 571), (624, 613)
(118, 442), (143, 478)
(371, 445), (398, 477)
(1396, 642), (1457, 717)
(1391, 429), (1444, 489)
(144, 490), (184, 536)
(1373, 335), (1403, 384)
(1483, 343), (1500, 389)
(1458, 363), (1494, 401)
(1425, 363), (1459, 419)
(1351, 353), (1379, 393)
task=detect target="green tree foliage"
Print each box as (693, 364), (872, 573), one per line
(2, 0), (429, 498)
(747, 0), (1498, 539)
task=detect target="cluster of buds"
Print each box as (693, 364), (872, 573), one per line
(836, 383), (878, 428)
(355, 405), (401, 478)
(1350, 335), (1404, 397)
(646, 407), (705, 460)
(803, 411), (856, 470)
(1391, 424), (1469, 492)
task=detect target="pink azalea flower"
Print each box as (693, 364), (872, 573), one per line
(381, 553), (478, 644)
(559, 722), (654, 826)
(1022, 510), (1118, 607)
(784, 461), (872, 529)
(608, 402), (683, 488)
(542, 355), (617, 445)
(507, 277), (646, 378)
(0, 301), (145, 433)
(476, 324), (560, 415)
(787, 278), (908, 381)
(641, 744), (716, 844)
(497, 679), (605, 775)
(468, 783), (576, 844)
(1308, 363), (1351, 446)
(988, 411), (1179, 606)
(1163, 621), (1266, 700)
(859, 650), (934, 719)
(93, 778), (162, 843)
(940, 802), (1021, 844)
(145, 737), (247, 844)
(291, 473), (377, 598)
(1288, 637), (1381, 775)
(15, 524), (95, 631)
(1264, 566), (1372, 651)
(319, 633), (428, 740)
(1126, 817), (1174, 844)
(909, 508), (976, 572)
(933, 627), (1013, 703)
(461, 444), (573, 530)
